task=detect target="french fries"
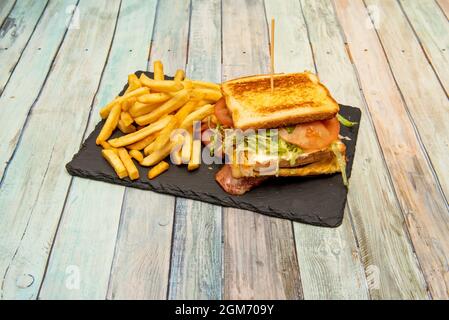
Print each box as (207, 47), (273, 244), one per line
(127, 133), (157, 150)
(129, 149), (144, 163)
(124, 74), (142, 94)
(141, 143), (172, 167)
(100, 87), (149, 119)
(191, 80), (221, 91)
(118, 148), (139, 180)
(174, 69), (185, 82)
(117, 120), (136, 134)
(148, 161), (169, 179)
(96, 103), (121, 145)
(108, 115), (173, 147)
(180, 104), (214, 130)
(134, 89), (190, 126)
(140, 76), (184, 93)
(96, 60), (220, 180)
(120, 112), (134, 127)
(137, 92), (171, 105)
(153, 60), (164, 81)
(191, 88), (222, 102)
(102, 149), (128, 179)
(188, 139), (201, 171)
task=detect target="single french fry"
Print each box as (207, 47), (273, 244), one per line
(99, 87), (150, 118)
(170, 134), (183, 165)
(100, 141), (112, 149)
(140, 73), (184, 92)
(191, 80), (221, 91)
(137, 92), (171, 104)
(121, 97), (136, 111)
(118, 148), (139, 180)
(128, 101), (161, 118)
(174, 69), (185, 82)
(144, 140), (155, 156)
(188, 139), (201, 171)
(154, 60), (164, 80)
(180, 104), (214, 130)
(134, 89), (190, 126)
(108, 115), (173, 147)
(148, 161), (170, 179)
(191, 88), (222, 102)
(124, 74), (142, 94)
(120, 111), (134, 127)
(181, 132), (192, 164)
(96, 103), (121, 145)
(129, 149), (144, 163)
(127, 133), (157, 150)
(117, 120), (136, 134)
(182, 79), (194, 90)
(141, 143), (172, 167)
(102, 149), (128, 179)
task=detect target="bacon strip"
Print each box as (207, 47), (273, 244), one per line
(215, 165), (268, 195)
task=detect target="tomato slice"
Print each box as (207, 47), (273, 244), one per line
(214, 98), (234, 127)
(279, 117), (340, 150)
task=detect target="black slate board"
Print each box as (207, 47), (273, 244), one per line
(66, 71), (361, 227)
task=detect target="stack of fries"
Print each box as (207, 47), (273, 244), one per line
(96, 60), (221, 180)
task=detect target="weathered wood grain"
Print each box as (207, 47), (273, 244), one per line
(168, 0), (222, 300)
(0, 0), (121, 300)
(303, 0), (429, 300)
(264, 0), (368, 300)
(0, 0), (78, 180)
(38, 0), (158, 300)
(364, 0), (449, 299)
(399, 0), (449, 94)
(106, 0), (191, 300)
(0, 0), (16, 28)
(222, 0), (302, 300)
(0, 0), (48, 94)
(436, 0), (449, 19)
(334, 0), (448, 299)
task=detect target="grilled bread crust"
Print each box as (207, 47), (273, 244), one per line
(221, 72), (339, 130)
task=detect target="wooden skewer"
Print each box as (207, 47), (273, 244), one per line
(270, 18), (275, 93)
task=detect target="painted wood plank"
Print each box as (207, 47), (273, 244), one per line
(263, 0), (368, 300)
(0, 0), (121, 300)
(0, 0), (48, 95)
(399, 0), (449, 93)
(436, 0), (449, 19)
(0, 0), (78, 180)
(0, 0), (16, 28)
(222, 0), (302, 300)
(38, 0), (158, 300)
(301, 0), (429, 300)
(106, 0), (191, 300)
(334, 0), (448, 299)
(168, 0), (222, 300)
(364, 0), (449, 299)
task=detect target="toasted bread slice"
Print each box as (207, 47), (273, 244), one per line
(221, 72), (339, 130)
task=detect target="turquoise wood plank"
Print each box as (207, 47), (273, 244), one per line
(365, 0), (449, 299)
(264, 0), (369, 300)
(38, 0), (158, 300)
(0, 0), (48, 94)
(0, 0), (16, 28)
(222, 0), (302, 299)
(0, 0), (78, 180)
(0, 0), (121, 300)
(106, 0), (191, 299)
(400, 0), (449, 93)
(167, 0), (222, 301)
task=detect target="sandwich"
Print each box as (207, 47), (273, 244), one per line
(202, 72), (350, 195)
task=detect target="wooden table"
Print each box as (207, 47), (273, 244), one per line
(0, 0), (448, 300)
